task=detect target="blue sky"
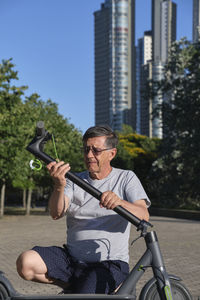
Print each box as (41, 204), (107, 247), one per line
(0, 0), (192, 133)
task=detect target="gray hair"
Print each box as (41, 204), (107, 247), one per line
(82, 125), (118, 148)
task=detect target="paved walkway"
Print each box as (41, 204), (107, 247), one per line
(0, 214), (199, 299)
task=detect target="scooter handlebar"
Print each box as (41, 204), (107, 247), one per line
(36, 121), (45, 136)
(26, 121), (152, 230)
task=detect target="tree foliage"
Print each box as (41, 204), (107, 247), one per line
(0, 59), (84, 215)
(149, 39), (200, 209)
(0, 59), (27, 184)
(113, 131), (160, 190)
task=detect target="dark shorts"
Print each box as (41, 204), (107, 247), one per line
(32, 245), (129, 294)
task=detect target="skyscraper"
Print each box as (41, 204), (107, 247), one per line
(160, 0), (177, 62)
(152, 0), (176, 63)
(94, 0), (136, 132)
(151, 0), (177, 138)
(136, 31), (152, 135)
(152, 0), (163, 63)
(193, 0), (200, 42)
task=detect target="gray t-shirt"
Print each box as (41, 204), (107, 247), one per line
(64, 167), (150, 263)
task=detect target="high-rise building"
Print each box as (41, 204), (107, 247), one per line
(138, 31), (152, 66)
(152, 0), (163, 63)
(94, 0), (136, 132)
(151, 62), (164, 138)
(160, 0), (177, 62)
(150, 0), (177, 138)
(193, 0), (200, 42)
(136, 31), (152, 135)
(152, 0), (176, 63)
(140, 62), (153, 137)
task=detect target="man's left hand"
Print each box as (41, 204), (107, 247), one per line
(100, 191), (122, 210)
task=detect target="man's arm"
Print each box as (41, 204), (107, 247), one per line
(47, 161), (71, 220)
(100, 191), (149, 221)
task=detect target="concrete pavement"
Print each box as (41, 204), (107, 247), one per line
(0, 214), (199, 299)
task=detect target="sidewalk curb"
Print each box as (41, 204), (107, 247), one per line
(149, 207), (200, 221)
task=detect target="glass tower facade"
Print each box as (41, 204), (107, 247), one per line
(137, 31), (152, 136)
(193, 0), (200, 42)
(94, 0), (135, 132)
(151, 0), (176, 138)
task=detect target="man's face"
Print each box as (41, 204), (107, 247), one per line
(83, 136), (116, 178)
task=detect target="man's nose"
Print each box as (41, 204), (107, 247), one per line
(87, 148), (94, 157)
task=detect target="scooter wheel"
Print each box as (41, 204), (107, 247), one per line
(139, 278), (192, 300)
(0, 283), (9, 300)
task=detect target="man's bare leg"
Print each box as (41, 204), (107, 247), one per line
(16, 250), (69, 288)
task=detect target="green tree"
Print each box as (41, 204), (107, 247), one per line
(0, 59), (85, 216)
(0, 59), (27, 216)
(113, 132), (160, 190)
(12, 94), (85, 214)
(150, 39), (200, 209)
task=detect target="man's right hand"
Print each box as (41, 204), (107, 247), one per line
(47, 161), (71, 188)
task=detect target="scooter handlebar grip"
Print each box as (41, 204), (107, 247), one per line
(36, 121), (45, 136)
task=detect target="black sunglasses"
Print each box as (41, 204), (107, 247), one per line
(81, 146), (113, 155)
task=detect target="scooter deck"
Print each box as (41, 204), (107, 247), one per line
(11, 294), (136, 300)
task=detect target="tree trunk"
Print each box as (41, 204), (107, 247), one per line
(23, 189), (27, 208)
(0, 182), (6, 217)
(26, 188), (32, 215)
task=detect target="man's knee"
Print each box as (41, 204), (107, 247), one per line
(16, 250), (46, 281)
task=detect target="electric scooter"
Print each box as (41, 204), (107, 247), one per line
(0, 121), (193, 300)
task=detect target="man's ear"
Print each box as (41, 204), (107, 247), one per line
(109, 148), (117, 161)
